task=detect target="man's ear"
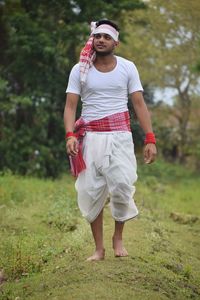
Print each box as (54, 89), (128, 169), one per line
(115, 41), (119, 47)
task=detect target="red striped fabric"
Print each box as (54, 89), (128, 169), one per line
(69, 111), (131, 176)
(79, 36), (96, 85)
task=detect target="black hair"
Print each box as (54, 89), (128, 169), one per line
(95, 19), (120, 32)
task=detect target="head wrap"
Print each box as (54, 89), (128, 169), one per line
(79, 21), (119, 85)
(93, 24), (119, 42)
(79, 22), (96, 85)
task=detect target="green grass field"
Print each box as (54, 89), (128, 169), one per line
(0, 161), (200, 300)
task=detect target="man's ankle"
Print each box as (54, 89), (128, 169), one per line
(95, 247), (105, 252)
(112, 235), (122, 240)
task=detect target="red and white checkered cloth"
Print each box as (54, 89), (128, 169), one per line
(79, 22), (96, 85)
(69, 111), (131, 176)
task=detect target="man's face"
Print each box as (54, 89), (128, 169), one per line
(93, 33), (118, 56)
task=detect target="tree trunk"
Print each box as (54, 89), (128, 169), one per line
(177, 88), (191, 163)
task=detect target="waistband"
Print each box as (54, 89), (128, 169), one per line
(69, 111), (131, 177)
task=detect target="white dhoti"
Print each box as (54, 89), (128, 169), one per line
(75, 131), (138, 223)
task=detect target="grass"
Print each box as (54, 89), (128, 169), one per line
(0, 160), (200, 300)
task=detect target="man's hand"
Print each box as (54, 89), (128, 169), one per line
(66, 136), (79, 156)
(143, 143), (157, 164)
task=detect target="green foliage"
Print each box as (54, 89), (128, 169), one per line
(138, 159), (197, 183)
(0, 237), (44, 280)
(120, 0), (200, 164)
(43, 190), (79, 232)
(0, 0), (145, 178)
(0, 163), (200, 299)
(0, 172), (81, 281)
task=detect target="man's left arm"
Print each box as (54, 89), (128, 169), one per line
(130, 91), (157, 164)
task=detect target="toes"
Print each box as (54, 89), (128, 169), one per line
(115, 253), (128, 257)
(86, 256), (104, 261)
(114, 248), (128, 257)
(86, 251), (105, 261)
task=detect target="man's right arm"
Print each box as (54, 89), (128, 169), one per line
(64, 93), (79, 156)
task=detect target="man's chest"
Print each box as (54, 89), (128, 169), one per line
(86, 69), (128, 92)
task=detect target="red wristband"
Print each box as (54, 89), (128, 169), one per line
(65, 132), (76, 140)
(144, 132), (156, 145)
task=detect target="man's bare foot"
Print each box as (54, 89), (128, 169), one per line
(112, 236), (128, 257)
(86, 249), (105, 261)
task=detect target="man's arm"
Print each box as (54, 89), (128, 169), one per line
(130, 91), (157, 164)
(64, 93), (79, 156)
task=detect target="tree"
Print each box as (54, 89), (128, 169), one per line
(119, 0), (200, 162)
(0, 0), (145, 177)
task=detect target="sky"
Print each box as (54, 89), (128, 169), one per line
(154, 88), (177, 105)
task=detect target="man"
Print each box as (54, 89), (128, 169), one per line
(64, 19), (157, 261)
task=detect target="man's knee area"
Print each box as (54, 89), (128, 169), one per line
(110, 182), (133, 201)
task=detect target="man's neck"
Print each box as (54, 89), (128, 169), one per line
(95, 53), (115, 64)
(94, 54), (117, 72)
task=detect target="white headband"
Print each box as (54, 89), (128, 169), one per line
(92, 24), (119, 42)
